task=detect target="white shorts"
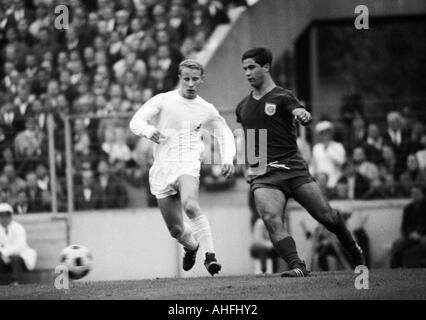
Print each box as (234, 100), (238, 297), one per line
(149, 161), (201, 199)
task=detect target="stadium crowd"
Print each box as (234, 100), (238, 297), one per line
(0, 0), (247, 212)
(305, 109), (426, 201)
(1, 0), (426, 214)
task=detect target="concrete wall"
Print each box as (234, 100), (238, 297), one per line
(69, 206), (253, 281)
(16, 198), (409, 281)
(288, 199), (410, 269)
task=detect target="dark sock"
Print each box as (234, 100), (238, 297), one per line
(326, 211), (358, 252)
(273, 236), (303, 269)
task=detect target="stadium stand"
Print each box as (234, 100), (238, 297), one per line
(0, 0), (248, 212)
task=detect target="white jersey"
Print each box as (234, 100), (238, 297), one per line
(129, 90), (236, 165)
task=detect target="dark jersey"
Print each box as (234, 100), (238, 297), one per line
(236, 86), (308, 176)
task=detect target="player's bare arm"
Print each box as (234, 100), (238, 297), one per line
(292, 107), (312, 126)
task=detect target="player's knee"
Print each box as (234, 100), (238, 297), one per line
(168, 224), (184, 239)
(260, 210), (280, 224)
(182, 199), (201, 218)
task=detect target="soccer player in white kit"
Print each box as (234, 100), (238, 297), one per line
(129, 60), (236, 276)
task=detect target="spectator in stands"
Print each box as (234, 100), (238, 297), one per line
(12, 78), (33, 134)
(186, 4), (213, 39)
(312, 120), (346, 189)
(347, 115), (367, 153)
(157, 44), (180, 90)
(331, 160), (370, 200)
(101, 126), (132, 165)
(1, 67), (19, 98)
(72, 117), (91, 164)
(0, 100), (16, 143)
(416, 130), (426, 171)
(390, 186), (426, 268)
(113, 48), (147, 80)
(13, 190), (28, 215)
(198, 0), (231, 27)
(96, 158), (129, 209)
(0, 0), (233, 211)
(14, 117), (43, 174)
(24, 171), (50, 213)
(59, 69), (78, 104)
(23, 52), (39, 83)
(399, 154), (426, 197)
(3, 164), (26, 207)
(16, 18), (36, 48)
(379, 144), (398, 179)
(74, 169), (102, 210)
(167, 2), (188, 44)
(107, 30), (124, 65)
(115, 10), (130, 39)
(250, 218), (279, 274)
(0, 7), (10, 36)
(155, 28), (183, 64)
(362, 123), (384, 164)
(35, 162), (65, 209)
(383, 111), (410, 178)
(0, 202), (37, 285)
(28, 4), (50, 39)
(0, 146), (15, 174)
(0, 175), (11, 204)
(82, 46), (97, 79)
(105, 83), (131, 113)
(352, 146), (382, 195)
(31, 66), (50, 96)
(0, 126), (7, 152)
(32, 27), (59, 62)
(4, 31), (28, 71)
(406, 121), (424, 155)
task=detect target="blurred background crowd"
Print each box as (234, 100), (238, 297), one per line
(303, 107), (426, 202)
(0, 0), (247, 213)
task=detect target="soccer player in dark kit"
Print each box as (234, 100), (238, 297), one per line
(236, 47), (365, 277)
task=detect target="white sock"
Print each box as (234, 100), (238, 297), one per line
(190, 214), (215, 255)
(176, 222), (198, 251)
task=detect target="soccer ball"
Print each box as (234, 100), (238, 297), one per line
(59, 244), (93, 280)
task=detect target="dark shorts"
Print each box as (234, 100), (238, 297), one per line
(249, 168), (314, 198)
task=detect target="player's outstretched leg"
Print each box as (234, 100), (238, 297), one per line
(253, 188), (310, 278)
(158, 195), (199, 271)
(179, 175), (222, 276)
(293, 182), (366, 268)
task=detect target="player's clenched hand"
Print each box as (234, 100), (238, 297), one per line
(292, 108), (312, 125)
(221, 163), (235, 179)
(148, 129), (167, 144)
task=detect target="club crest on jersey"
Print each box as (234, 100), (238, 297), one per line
(265, 102), (276, 116)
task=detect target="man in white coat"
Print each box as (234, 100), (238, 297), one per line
(0, 203), (37, 285)
(312, 121), (346, 189)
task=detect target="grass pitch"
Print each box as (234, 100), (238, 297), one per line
(1, 268), (425, 300)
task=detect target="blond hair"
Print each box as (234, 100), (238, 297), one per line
(178, 59), (204, 76)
